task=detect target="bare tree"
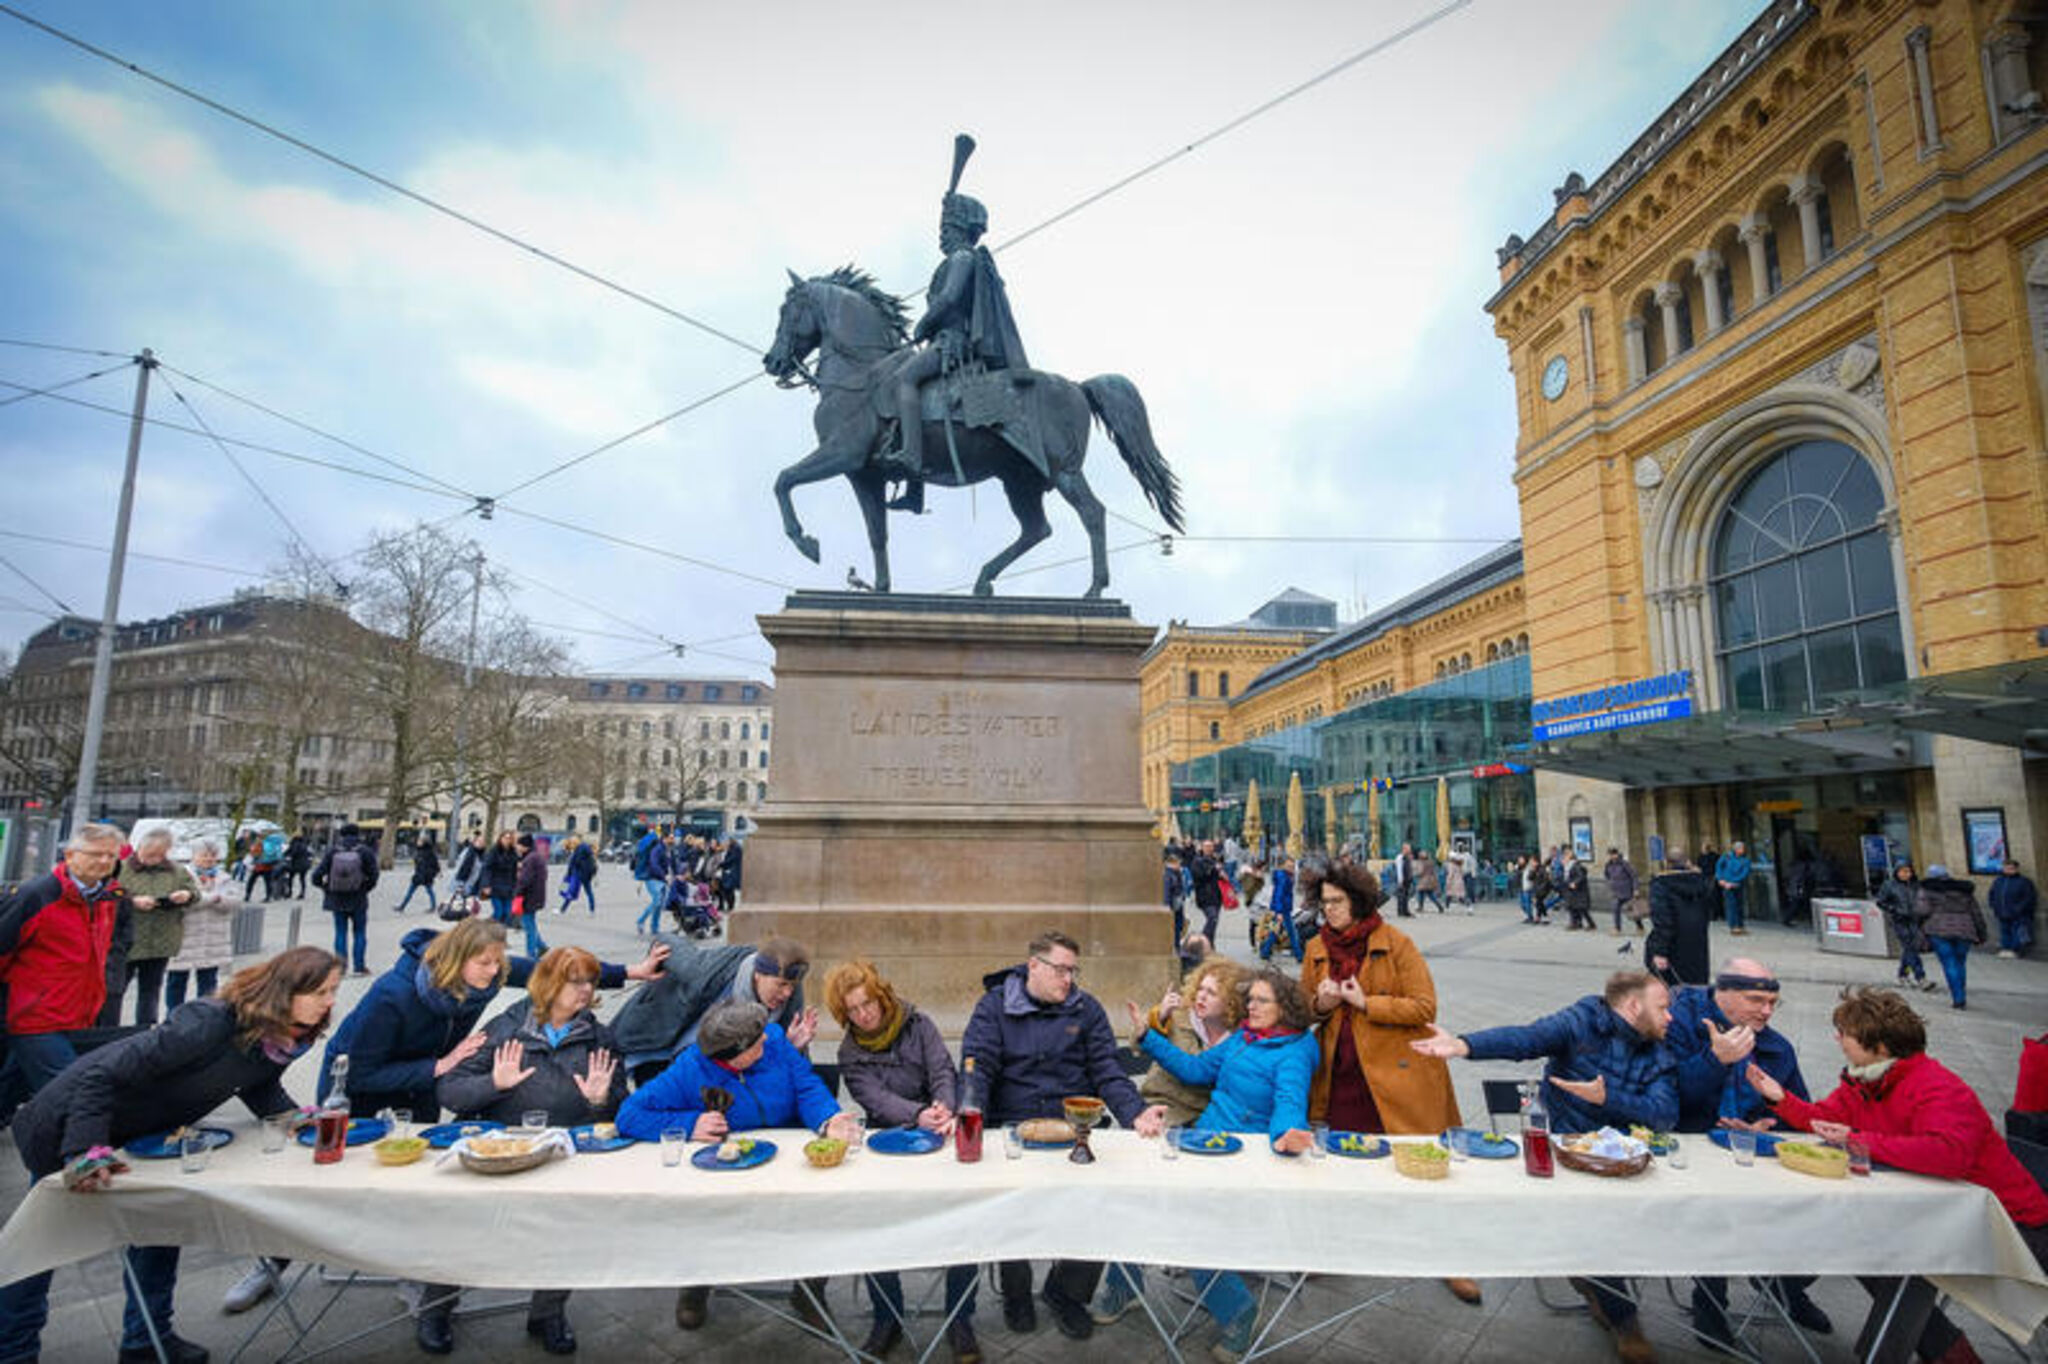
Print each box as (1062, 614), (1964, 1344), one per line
(0, 646), (83, 813)
(453, 615), (574, 837)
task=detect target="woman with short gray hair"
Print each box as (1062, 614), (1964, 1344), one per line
(111, 827), (198, 1027)
(166, 837), (238, 1009)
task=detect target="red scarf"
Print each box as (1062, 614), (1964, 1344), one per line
(1321, 913), (1381, 981)
(1240, 1023), (1302, 1043)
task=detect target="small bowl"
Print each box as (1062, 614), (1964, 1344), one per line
(803, 1137), (848, 1168)
(1393, 1142), (1451, 1180)
(373, 1136), (428, 1167)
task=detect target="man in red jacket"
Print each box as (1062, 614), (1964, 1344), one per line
(0, 823), (132, 1120)
(1749, 986), (2048, 1364)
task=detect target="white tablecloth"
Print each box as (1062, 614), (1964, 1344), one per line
(4, 1126), (2044, 1341)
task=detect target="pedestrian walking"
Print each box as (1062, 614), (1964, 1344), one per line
(1411, 850), (1445, 914)
(1918, 864), (1988, 1010)
(1603, 847), (1640, 936)
(514, 832), (549, 958)
(393, 832), (440, 915)
(312, 822), (379, 976)
(563, 835), (600, 914)
(1875, 861), (1935, 992)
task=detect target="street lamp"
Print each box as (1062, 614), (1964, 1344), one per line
(145, 768), (162, 820)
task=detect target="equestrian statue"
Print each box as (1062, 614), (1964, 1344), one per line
(763, 134), (1184, 598)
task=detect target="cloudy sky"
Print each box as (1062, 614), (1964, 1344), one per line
(0, 0), (1759, 679)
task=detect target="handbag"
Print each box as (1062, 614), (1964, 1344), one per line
(510, 895), (525, 919)
(1624, 894), (1650, 923)
(1219, 878), (1239, 911)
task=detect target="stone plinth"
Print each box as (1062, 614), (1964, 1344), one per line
(735, 593), (1177, 1030)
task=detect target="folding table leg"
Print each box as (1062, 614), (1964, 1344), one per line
(119, 1249), (170, 1364)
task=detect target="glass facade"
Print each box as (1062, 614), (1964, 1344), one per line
(1168, 657), (1535, 862)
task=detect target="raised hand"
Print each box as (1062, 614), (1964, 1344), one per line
(787, 1007), (819, 1051)
(1549, 1072), (1608, 1107)
(1744, 1062), (1786, 1104)
(491, 1039), (536, 1091)
(1336, 977), (1368, 1010)
(1704, 1018), (1756, 1065)
(626, 943), (671, 980)
(434, 1031), (488, 1077)
(576, 1048), (617, 1104)
(1409, 1024), (1469, 1059)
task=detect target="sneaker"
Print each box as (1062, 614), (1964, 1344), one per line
(1091, 1270), (1140, 1325)
(1211, 1307), (1256, 1364)
(1918, 979), (1937, 992)
(223, 1258), (283, 1313)
(1998, 950), (2015, 960)
(119, 1334), (210, 1364)
(1729, 927), (1749, 936)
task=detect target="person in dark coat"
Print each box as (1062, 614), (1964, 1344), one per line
(393, 833), (441, 916)
(716, 837), (743, 914)
(284, 832), (313, 899)
(564, 837), (599, 915)
(312, 822), (380, 976)
(1917, 865), (1987, 1010)
(1560, 854), (1593, 931)
(962, 930), (1161, 1342)
(1602, 848), (1640, 936)
(609, 936), (816, 1083)
(514, 833), (549, 958)
(1991, 858), (2037, 959)
(1645, 849), (1713, 986)
(0, 946), (342, 1364)
(427, 945), (623, 1355)
(1189, 842), (1224, 943)
(482, 830), (521, 922)
(1874, 861), (1934, 991)
(451, 833), (486, 901)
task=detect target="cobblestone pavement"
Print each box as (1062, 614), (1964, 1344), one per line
(7, 878), (2044, 1362)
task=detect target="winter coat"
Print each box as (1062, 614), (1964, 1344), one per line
(312, 833), (380, 914)
(1140, 1026), (1316, 1141)
(1562, 861), (1591, 912)
(1714, 852), (1752, 887)
(1603, 857), (1638, 905)
(320, 925), (628, 1119)
(1190, 854), (1223, 912)
(285, 835), (312, 873)
(118, 857), (198, 962)
(1134, 1009), (1226, 1128)
(1645, 868), (1713, 985)
(1990, 873), (2037, 925)
(961, 965), (1144, 1127)
(568, 843), (598, 886)
(515, 846), (548, 911)
(10, 998), (298, 1178)
(1461, 994), (1679, 1134)
(616, 1022), (836, 1140)
(410, 842), (441, 887)
(0, 863), (132, 1034)
(610, 940), (805, 1068)
(1874, 875), (1925, 951)
(1300, 919), (1460, 1132)
(169, 867), (240, 973)
(1774, 1052), (2048, 1228)
(483, 844), (521, 899)
(1664, 987), (1808, 1133)
(453, 843), (485, 892)
(1918, 876), (1987, 945)
(1413, 854), (1440, 895)
(435, 998), (625, 1126)
(835, 1007), (955, 1127)
(718, 841), (743, 892)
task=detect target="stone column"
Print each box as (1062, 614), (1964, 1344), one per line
(1654, 282), (1684, 361)
(1679, 586), (1714, 709)
(1878, 504), (1919, 677)
(1791, 177), (1825, 269)
(1695, 249), (1727, 332)
(1739, 215), (1772, 305)
(1623, 317), (1648, 385)
(1647, 588), (1678, 672)
(1987, 24), (2040, 128)
(1907, 25), (1943, 153)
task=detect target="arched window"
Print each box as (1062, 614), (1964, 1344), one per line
(1710, 440), (1904, 713)
(1516, 632), (1529, 653)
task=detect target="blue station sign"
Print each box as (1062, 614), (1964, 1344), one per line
(1531, 669), (1694, 742)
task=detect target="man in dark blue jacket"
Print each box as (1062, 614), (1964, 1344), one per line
(1413, 970), (1676, 1361)
(1666, 959), (1831, 1348)
(962, 930), (1162, 1340)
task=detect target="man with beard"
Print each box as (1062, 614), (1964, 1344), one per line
(1414, 971), (1677, 1362)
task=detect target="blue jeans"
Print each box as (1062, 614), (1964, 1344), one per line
(1722, 884), (1746, 931)
(866, 1264), (978, 1326)
(1519, 889), (1535, 922)
(1930, 936), (1970, 1005)
(572, 879), (598, 913)
(0, 1031), (78, 1124)
(0, 1245), (179, 1359)
(490, 894), (512, 924)
(394, 880), (438, 913)
(519, 907), (547, 956)
(1105, 1262), (1253, 1328)
(330, 905), (368, 971)
(163, 966), (219, 1010)
(1896, 940), (1926, 981)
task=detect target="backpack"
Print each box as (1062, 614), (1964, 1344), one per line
(327, 845), (367, 895)
(261, 832), (287, 863)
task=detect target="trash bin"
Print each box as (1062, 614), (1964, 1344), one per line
(231, 901), (266, 956)
(1813, 896), (1893, 957)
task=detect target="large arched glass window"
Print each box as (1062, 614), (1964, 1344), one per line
(1711, 439), (1905, 713)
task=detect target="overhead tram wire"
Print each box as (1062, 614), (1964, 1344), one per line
(0, 4), (764, 361)
(0, 338), (128, 359)
(0, 527), (267, 580)
(490, 503), (798, 594)
(495, 564), (677, 650)
(488, 369), (765, 503)
(0, 553), (76, 613)
(0, 360), (133, 410)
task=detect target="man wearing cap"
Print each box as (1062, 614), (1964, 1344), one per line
(1666, 959), (1831, 1348)
(609, 935), (818, 1086)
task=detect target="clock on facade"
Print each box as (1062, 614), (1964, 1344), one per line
(1541, 355), (1570, 401)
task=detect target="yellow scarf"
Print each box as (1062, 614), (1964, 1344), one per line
(851, 994), (908, 1052)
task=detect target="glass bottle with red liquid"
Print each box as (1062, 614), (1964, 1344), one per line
(955, 1057), (984, 1162)
(1520, 1079), (1554, 1178)
(313, 1054), (351, 1165)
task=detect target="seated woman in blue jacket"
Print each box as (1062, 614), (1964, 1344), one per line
(1093, 968), (1316, 1364)
(619, 1000), (859, 1336)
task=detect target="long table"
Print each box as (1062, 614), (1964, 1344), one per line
(3, 1124), (2045, 1349)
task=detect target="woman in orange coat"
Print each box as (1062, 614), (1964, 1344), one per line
(1301, 858), (1480, 1306)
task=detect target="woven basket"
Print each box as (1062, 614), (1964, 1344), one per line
(803, 1139), (849, 1169)
(455, 1134), (564, 1176)
(1776, 1142), (1849, 1180)
(1555, 1145), (1652, 1178)
(372, 1137), (427, 1167)
(1393, 1142), (1451, 1180)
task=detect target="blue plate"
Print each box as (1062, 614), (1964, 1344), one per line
(868, 1127), (945, 1156)
(1448, 1129), (1519, 1160)
(126, 1126), (234, 1159)
(295, 1117), (390, 1148)
(692, 1138), (777, 1170)
(1174, 1131), (1243, 1156)
(1709, 1128), (1784, 1158)
(570, 1125), (635, 1153)
(1326, 1131), (1390, 1159)
(421, 1121), (504, 1150)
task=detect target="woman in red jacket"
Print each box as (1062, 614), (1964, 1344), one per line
(1748, 987), (2048, 1363)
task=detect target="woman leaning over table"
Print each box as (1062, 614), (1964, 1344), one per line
(825, 959), (983, 1364)
(1131, 957), (1245, 1128)
(0, 946), (343, 1364)
(1093, 968), (1315, 1363)
(424, 946), (625, 1355)
(1748, 986), (2048, 1364)
(1299, 858), (1480, 1307)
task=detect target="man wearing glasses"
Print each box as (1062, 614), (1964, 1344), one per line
(610, 934), (818, 1088)
(963, 930), (1164, 1340)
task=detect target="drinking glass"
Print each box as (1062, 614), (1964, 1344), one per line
(1729, 1130), (1757, 1166)
(391, 1109), (412, 1141)
(1445, 1128), (1470, 1162)
(843, 1113), (867, 1153)
(1665, 1136), (1687, 1170)
(1161, 1126), (1182, 1161)
(179, 1133), (212, 1173)
(660, 1128), (689, 1167)
(1003, 1124), (1023, 1160)
(522, 1109), (549, 1133)
(260, 1117), (291, 1154)
(1308, 1123), (1329, 1161)
(1846, 1136), (1872, 1177)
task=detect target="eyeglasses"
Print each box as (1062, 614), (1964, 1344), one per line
(1032, 956), (1082, 980)
(564, 976), (599, 989)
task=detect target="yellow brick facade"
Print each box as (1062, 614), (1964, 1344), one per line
(1139, 626), (1323, 819)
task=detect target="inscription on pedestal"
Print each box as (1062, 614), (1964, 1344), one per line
(852, 689), (1063, 798)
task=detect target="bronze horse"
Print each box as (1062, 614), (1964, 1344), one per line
(762, 267), (1184, 597)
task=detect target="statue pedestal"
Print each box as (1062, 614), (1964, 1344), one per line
(737, 592), (1175, 1031)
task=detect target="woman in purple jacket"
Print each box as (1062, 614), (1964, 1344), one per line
(825, 959), (982, 1364)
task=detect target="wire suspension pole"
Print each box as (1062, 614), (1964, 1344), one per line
(72, 350), (153, 833)
(446, 548), (485, 851)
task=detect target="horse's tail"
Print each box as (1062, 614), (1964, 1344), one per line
(1081, 374), (1185, 533)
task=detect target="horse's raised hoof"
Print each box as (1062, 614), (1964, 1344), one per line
(792, 533), (820, 564)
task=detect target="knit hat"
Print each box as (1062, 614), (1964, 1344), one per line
(698, 1000), (768, 1061)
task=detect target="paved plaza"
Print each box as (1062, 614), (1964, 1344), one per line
(6, 877), (2043, 1363)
